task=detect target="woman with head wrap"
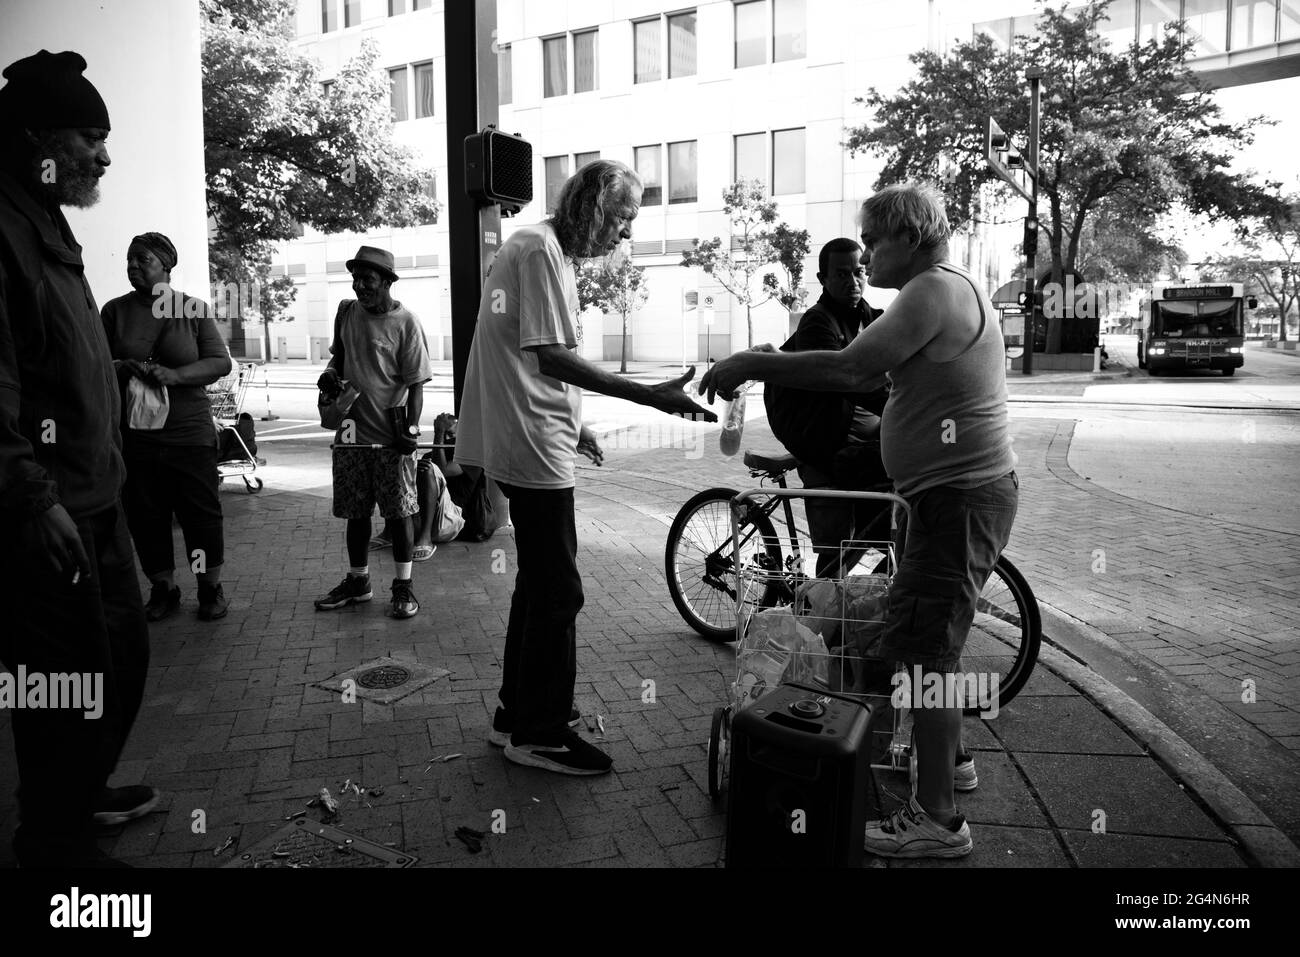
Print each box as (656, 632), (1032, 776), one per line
(101, 232), (234, 621)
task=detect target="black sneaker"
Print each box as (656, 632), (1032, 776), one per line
(389, 578), (419, 619)
(315, 574), (372, 611)
(197, 582), (229, 621)
(145, 583), (181, 622)
(488, 705), (583, 747)
(93, 785), (161, 826)
(504, 730), (612, 776)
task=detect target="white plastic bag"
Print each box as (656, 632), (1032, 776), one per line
(734, 606), (829, 708)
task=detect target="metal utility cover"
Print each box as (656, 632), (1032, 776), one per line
(223, 818), (417, 868)
(314, 655), (450, 705)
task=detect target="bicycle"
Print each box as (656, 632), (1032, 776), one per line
(664, 449), (1041, 717)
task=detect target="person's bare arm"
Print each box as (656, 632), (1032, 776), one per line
(534, 345), (715, 420)
(699, 277), (946, 402)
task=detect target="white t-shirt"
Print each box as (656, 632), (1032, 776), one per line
(455, 223), (581, 489)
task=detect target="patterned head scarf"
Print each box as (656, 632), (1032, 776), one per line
(130, 232), (177, 271)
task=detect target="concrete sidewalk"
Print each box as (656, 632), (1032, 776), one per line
(3, 410), (1296, 868)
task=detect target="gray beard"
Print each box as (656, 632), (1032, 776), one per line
(31, 136), (101, 208)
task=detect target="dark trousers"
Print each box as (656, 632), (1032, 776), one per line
(799, 439), (891, 578)
(497, 483), (584, 741)
(122, 440), (225, 576)
(0, 504), (150, 851)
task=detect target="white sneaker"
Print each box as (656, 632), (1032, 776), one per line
(864, 797), (973, 859)
(955, 755), (978, 792)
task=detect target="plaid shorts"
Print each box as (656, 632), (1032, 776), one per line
(331, 447), (418, 520)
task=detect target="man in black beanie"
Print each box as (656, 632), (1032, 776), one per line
(0, 50), (156, 867)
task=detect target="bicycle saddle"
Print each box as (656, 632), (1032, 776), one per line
(743, 450), (799, 475)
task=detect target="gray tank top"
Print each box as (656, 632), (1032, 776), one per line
(880, 263), (1017, 496)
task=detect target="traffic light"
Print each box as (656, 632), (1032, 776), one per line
(464, 125), (533, 215)
(1023, 216), (1038, 256)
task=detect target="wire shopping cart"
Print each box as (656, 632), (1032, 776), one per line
(207, 361), (263, 493)
(705, 487), (914, 801)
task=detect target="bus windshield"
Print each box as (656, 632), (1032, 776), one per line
(1154, 300), (1241, 338)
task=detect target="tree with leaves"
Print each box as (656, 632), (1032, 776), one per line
(576, 248), (650, 374)
(680, 180), (812, 347)
(845, 1), (1270, 306)
(1200, 189), (1300, 340)
(202, 0), (438, 359)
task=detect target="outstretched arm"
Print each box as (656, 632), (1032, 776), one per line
(534, 345), (716, 420)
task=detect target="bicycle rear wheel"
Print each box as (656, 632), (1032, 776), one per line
(960, 555), (1041, 715)
(665, 487), (783, 643)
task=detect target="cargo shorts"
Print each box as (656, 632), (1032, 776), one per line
(877, 472), (1019, 674)
(331, 446), (418, 520)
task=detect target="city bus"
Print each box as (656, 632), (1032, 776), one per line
(1136, 283), (1246, 376)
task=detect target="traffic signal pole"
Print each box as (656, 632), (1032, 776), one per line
(1023, 67), (1042, 376)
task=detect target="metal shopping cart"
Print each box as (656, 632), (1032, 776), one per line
(207, 361), (263, 493)
(705, 487), (914, 801)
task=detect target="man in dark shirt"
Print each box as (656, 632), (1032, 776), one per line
(0, 50), (155, 868)
(765, 237), (890, 576)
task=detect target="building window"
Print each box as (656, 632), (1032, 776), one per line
(668, 12), (698, 77)
(389, 66), (408, 122)
(1099, 0), (1136, 50)
(634, 18), (662, 83)
(388, 0), (406, 16)
(1138, 0), (1180, 45)
(734, 132), (765, 185)
(1281, 0), (1300, 41)
(543, 36), (567, 97)
(1183, 0), (1229, 55)
(575, 151), (601, 171)
(545, 156), (570, 214)
(1232, 0), (1277, 48)
(772, 127), (805, 194)
(413, 0), (431, 10)
(635, 145), (663, 206)
(414, 61), (434, 118)
(773, 0), (806, 61)
(499, 44), (512, 105)
(668, 140), (698, 205)
(322, 79), (334, 98)
(735, 1), (766, 67)
(574, 29), (598, 93)
(343, 0), (360, 28)
(321, 0), (337, 33)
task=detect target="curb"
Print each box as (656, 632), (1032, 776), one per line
(1033, 600), (1300, 867)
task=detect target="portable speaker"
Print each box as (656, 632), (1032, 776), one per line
(725, 682), (873, 868)
(464, 126), (532, 213)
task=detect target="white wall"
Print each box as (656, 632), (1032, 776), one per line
(1, 0), (210, 310)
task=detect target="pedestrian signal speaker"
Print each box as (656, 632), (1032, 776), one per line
(465, 126), (532, 214)
(725, 682), (873, 868)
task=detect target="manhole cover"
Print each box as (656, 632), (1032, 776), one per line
(357, 665), (411, 689)
(223, 818), (417, 868)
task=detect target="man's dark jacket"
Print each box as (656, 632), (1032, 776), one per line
(763, 292), (886, 472)
(0, 167), (124, 522)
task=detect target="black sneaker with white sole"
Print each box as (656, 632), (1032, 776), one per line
(488, 705), (582, 748)
(315, 574), (372, 611)
(504, 730), (612, 776)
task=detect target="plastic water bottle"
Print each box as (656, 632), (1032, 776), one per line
(719, 384), (748, 457)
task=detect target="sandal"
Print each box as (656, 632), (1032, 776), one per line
(413, 544), (436, 562)
(368, 534), (392, 551)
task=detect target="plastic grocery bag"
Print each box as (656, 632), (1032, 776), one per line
(733, 606), (829, 709)
(794, 574), (891, 695)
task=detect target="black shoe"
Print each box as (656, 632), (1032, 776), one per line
(389, 578), (419, 619)
(197, 582), (229, 621)
(93, 785), (161, 826)
(315, 574), (372, 611)
(488, 706), (582, 747)
(504, 730), (613, 776)
(145, 583), (181, 622)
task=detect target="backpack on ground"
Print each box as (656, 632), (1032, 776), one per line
(427, 462), (466, 543)
(452, 467), (498, 543)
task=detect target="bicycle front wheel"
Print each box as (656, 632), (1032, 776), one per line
(961, 555), (1041, 715)
(665, 487), (783, 643)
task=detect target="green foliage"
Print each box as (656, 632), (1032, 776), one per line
(844, 0), (1273, 282)
(577, 248), (649, 372)
(680, 180), (811, 346)
(201, 0), (438, 334)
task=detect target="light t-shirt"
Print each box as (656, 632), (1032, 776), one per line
(455, 223), (581, 489)
(332, 300), (431, 446)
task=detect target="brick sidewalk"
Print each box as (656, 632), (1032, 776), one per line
(1, 412), (1284, 867)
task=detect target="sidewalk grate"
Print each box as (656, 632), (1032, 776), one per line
(314, 655), (450, 705)
(223, 818), (417, 868)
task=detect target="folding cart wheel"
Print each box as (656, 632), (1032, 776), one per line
(707, 706), (732, 800)
(243, 476), (264, 493)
